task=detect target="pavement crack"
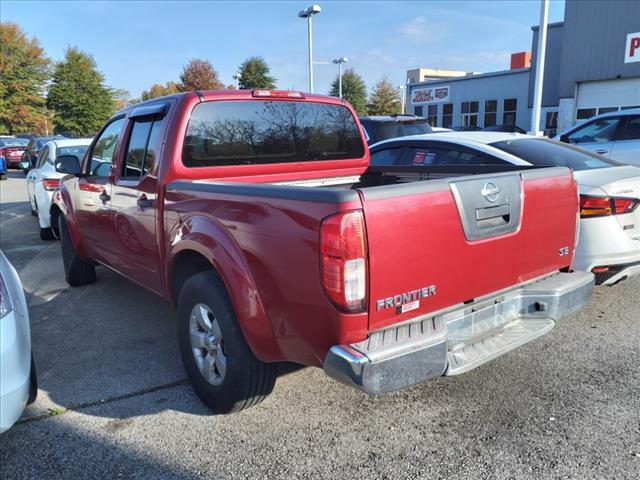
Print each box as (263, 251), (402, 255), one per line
(19, 378), (190, 425)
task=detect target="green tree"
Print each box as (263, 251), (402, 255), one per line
(47, 47), (116, 137)
(141, 81), (180, 100)
(0, 22), (51, 135)
(330, 68), (367, 115)
(237, 56), (276, 90)
(368, 76), (401, 116)
(179, 58), (223, 91)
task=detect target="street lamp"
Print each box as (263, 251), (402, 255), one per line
(233, 73), (242, 89)
(398, 85), (406, 113)
(332, 57), (348, 99)
(298, 4), (321, 93)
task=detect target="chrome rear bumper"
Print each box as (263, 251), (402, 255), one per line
(324, 271), (594, 394)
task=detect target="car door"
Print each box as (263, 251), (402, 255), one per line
(109, 103), (168, 293)
(26, 145), (49, 209)
(75, 117), (126, 266)
(610, 115), (640, 166)
(565, 116), (624, 157)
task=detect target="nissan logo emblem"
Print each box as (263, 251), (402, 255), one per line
(481, 182), (500, 203)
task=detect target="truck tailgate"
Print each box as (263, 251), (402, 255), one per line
(359, 167), (578, 331)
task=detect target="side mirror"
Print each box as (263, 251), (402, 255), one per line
(559, 134), (571, 144)
(55, 155), (81, 175)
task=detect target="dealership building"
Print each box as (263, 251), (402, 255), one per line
(406, 0), (640, 134)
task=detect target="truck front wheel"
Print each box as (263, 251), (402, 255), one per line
(177, 271), (276, 414)
(58, 215), (96, 286)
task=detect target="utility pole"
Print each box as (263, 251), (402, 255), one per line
(530, 0), (549, 136)
(233, 73), (241, 89)
(298, 5), (321, 93)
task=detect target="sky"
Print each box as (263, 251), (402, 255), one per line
(3, 0), (566, 99)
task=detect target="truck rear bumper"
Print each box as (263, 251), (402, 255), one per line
(323, 271), (594, 394)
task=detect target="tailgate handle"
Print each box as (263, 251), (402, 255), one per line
(475, 203), (511, 228)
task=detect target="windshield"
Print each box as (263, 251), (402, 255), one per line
(0, 138), (29, 148)
(490, 138), (621, 171)
(57, 145), (89, 159)
(373, 120), (433, 142)
(183, 100), (365, 167)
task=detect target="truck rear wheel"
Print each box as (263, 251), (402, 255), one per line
(177, 271), (276, 414)
(58, 215), (96, 286)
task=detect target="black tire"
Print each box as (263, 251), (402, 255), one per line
(177, 271), (276, 414)
(40, 227), (55, 241)
(58, 215), (96, 286)
(0, 173), (6, 181)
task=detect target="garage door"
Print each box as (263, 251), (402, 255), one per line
(577, 78), (640, 113)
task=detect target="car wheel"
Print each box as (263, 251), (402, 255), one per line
(58, 215), (96, 286)
(177, 271), (276, 414)
(39, 227), (55, 241)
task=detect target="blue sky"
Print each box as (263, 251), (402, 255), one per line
(3, 1), (565, 99)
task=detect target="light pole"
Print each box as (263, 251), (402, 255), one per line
(298, 4), (321, 93)
(398, 85), (406, 113)
(332, 57), (348, 98)
(530, 0), (549, 136)
(233, 73), (241, 89)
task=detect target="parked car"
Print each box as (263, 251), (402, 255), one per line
(0, 137), (29, 169)
(555, 108), (640, 166)
(21, 136), (67, 173)
(482, 124), (527, 134)
(0, 154), (7, 180)
(370, 132), (640, 285)
(26, 138), (92, 240)
(453, 125), (481, 132)
(359, 114), (433, 144)
(0, 251), (37, 433)
(51, 90), (593, 414)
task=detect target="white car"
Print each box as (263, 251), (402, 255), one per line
(555, 108), (640, 166)
(370, 132), (640, 285)
(25, 138), (92, 240)
(0, 251), (37, 433)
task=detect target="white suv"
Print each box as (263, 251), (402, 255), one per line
(556, 108), (640, 166)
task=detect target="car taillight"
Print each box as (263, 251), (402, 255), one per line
(320, 210), (368, 313)
(579, 195), (639, 218)
(43, 179), (60, 191)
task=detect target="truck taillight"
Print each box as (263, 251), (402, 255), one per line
(320, 210), (367, 313)
(580, 195), (639, 218)
(43, 179), (60, 191)
(252, 89), (305, 99)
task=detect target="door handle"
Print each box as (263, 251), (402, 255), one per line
(99, 191), (111, 203)
(137, 195), (153, 208)
(595, 149), (608, 154)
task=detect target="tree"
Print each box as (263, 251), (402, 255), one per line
(0, 22), (51, 135)
(368, 76), (401, 116)
(141, 81), (180, 100)
(179, 58), (223, 91)
(47, 47), (116, 137)
(237, 56), (276, 90)
(329, 68), (367, 115)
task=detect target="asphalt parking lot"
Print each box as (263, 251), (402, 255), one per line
(1, 171), (639, 480)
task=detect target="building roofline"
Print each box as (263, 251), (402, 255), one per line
(408, 67), (530, 88)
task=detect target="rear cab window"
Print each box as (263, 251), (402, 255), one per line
(182, 100), (365, 167)
(490, 138), (621, 171)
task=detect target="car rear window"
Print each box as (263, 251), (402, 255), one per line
(182, 100), (365, 167)
(372, 121), (433, 143)
(490, 138), (621, 171)
(57, 145), (89, 160)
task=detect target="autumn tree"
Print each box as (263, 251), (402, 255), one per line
(237, 56), (276, 90)
(0, 22), (51, 135)
(330, 68), (367, 115)
(47, 47), (116, 137)
(368, 76), (401, 116)
(179, 58), (223, 91)
(141, 81), (180, 100)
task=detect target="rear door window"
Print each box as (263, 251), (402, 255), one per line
(182, 100), (365, 167)
(406, 144), (509, 166)
(370, 147), (406, 166)
(620, 116), (640, 140)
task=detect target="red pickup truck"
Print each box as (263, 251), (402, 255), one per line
(51, 90), (594, 413)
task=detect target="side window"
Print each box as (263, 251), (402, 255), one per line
(370, 147), (406, 166)
(88, 118), (126, 177)
(408, 147), (458, 165)
(35, 146), (49, 169)
(123, 117), (163, 179)
(568, 117), (620, 144)
(620, 116), (640, 140)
